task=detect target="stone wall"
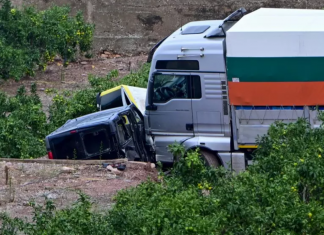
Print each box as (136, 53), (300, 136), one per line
(11, 0), (324, 54)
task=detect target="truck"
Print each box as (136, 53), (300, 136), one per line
(143, 7), (324, 172)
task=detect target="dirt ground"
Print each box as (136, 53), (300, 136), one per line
(0, 159), (158, 220)
(0, 54), (147, 114)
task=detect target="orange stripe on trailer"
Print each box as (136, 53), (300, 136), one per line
(228, 82), (324, 106)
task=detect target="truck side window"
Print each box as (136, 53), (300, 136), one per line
(153, 74), (190, 103)
(153, 74), (201, 102)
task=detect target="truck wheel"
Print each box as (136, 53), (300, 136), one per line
(200, 150), (220, 168)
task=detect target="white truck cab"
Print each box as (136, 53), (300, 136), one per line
(144, 8), (324, 172)
(144, 9), (246, 171)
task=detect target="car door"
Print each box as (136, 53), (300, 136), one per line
(116, 113), (139, 161)
(128, 105), (151, 161)
(118, 108), (152, 161)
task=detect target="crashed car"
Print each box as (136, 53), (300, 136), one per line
(45, 104), (153, 161)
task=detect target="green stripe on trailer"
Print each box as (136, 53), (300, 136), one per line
(226, 57), (324, 82)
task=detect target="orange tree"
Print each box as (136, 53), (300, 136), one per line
(0, 0), (94, 80)
(0, 84), (48, 158)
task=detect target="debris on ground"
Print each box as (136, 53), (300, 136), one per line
(60, 166), (76, 173)
(102, 163), (127, 171)
(106, 165), (123, 175)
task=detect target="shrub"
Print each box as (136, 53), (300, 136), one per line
(0, 193), (112, 235)
(107, 118), (324, 234)
(0, 0), (94, 80)
(119, 62), (151, 88)
(88, 62), (151, 92)
(0, 84), (48, 158)
(48, 88), (98, 131)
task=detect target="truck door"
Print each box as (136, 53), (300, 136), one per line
(148, 72), (194, 135)
(146, 72), (197, 162)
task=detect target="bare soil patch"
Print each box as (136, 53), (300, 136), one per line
(0, 159), (157, 219)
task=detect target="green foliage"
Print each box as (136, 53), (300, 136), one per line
(0, 0), (94, 80)
(120, 62), (151, 87)
(88, 62), (150, 91)
(167, 141), (185, 161)
(48, 88), (97, 130)
(106, 120), (324, 234)
(0, 193), (112, 235)
(168, 143), (218, 186)
(252, 119), (324, 205)
(0, 84), (47, 158)
(3, 119), (324, 233)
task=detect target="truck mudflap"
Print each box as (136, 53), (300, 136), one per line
(231, 153), (245, 173)
(217, 152), (246, 173)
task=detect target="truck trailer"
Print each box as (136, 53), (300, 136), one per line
(144, 7), (324, 172)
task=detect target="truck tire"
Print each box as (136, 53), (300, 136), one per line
(200, 150), (220, 168)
